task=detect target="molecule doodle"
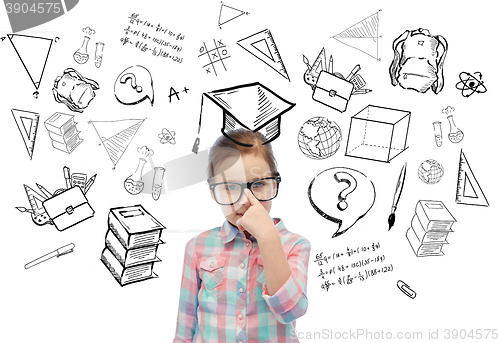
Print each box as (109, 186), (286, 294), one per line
(455, 71), (487, 97)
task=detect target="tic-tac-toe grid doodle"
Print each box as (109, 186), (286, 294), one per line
(198, 39), (230, 76)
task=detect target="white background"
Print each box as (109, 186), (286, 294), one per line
(1, 0), (499, 342)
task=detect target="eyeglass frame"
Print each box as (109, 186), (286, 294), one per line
(209, 172), (281, 205)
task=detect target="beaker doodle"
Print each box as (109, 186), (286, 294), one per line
(447, 115), (464, 143)
(74, 36), (90, 64)
(95, 42), (104, 68)
(432, 121), (443, 147)
(152, 167), (166, 201)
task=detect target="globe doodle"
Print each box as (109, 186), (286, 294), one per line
(297, 116), (341, 160)
(418, 159), (444, 184)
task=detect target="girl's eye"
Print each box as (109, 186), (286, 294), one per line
(225, 184), (239, 191)
(252, 181), (265, 188)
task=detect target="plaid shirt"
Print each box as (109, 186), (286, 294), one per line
(173, 218), (311, 343)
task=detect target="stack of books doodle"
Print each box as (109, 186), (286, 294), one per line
(406, 200), (456, 257)
(44, 112), (83, 154)
(101, 204), (165, 286)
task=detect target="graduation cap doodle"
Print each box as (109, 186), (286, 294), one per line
(193, 82), (295, 149)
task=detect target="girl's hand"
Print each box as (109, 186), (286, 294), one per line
(236, 189), (276, 241)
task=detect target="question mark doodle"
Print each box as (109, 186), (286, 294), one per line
(334, 171), (357, 211)
(120, 73), (142, 93)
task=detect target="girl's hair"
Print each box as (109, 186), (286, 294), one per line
(207, 129), (278, 180)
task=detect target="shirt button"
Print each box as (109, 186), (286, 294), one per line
(240, 263), (245, 269)
(238, 314), (243, 320)
(239, 341), (244, 343)
(246, 242), (250, 247)
(239, 287), (244, 293)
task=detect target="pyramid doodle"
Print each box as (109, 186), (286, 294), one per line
(8, 34), (53, 93)
(331, 11), (380, 61)
(90, 119), (145, 169)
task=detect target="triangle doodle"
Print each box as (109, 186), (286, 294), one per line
(456, 150), (488, 206)
(218, 2), (246, 27)
(12, 109), (40, 160)
(237, 29), (290, 81)
(8, 34), (53, 91)
(90, 119), (145, 169)
(331, 11), (380, 61)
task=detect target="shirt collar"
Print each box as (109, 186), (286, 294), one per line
(221, 218), (285, 244)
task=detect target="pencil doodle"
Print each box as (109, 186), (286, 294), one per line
(218, 2), (248, 28)
(159, 128), (176, 144)
(388, 163), (407, 231)
(418, 159), (444, 185)
(397, 280), (416, 299)
(16, 166), (96, 231)
(308, 167), (376, 238)
(89, 118), (146, 169)
(297, 116), (342, 160)
(114, 65), (154, 106)
(456, 72), (487, 97)
(74, 36), (91, 64)
(101, 204), (166, 286)
(94, 43), (105, 68)
(7, 34), (53, 98)
(44, 112), (83, 154)
(303, 48), (370, 112)
(345, 105), (410, 163)
(11, 109), (39, 160)
(53, 68), (99, 113)
(152, 167), (166, 201)
(124, 146), (154, 195)
(406, 200), (456, 257)
(237, 29), (290, 81)
(198, 39), (230, 76)
(25, 243), (75, 270)
(389, 28), (448, 94)
(330, 10), (381, 61)
(432, 121), (443, 147)
(196, 82), (295, 147)
(456, 150), (489, 207)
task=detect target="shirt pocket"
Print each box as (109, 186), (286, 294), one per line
(256, 256), (266, 285)
(199, 256), (226, 290)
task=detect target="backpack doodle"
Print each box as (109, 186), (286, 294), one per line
(389, 28), (448, 94)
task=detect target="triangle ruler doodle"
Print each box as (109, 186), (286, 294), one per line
(456, 150), (489, 206)
(89, 119), (145, 169)
(7, 34), (53, 94)
(218, 2), (247, 27)
(237, 29), (290, 81)
(331, 10), (381, 61)
(12, 109), (40, 160)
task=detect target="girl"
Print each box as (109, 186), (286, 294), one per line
(173, 129), (311, 343)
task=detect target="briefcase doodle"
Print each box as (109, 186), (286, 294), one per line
(312, 71), (354, 112)
(43, 186), (95, 231)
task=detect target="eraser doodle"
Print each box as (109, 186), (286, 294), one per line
(308, 167), (375, 237)
(114, 65), (154, 106)
(397, 280), (416, 299)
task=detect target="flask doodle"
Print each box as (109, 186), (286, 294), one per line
(308, 167), (375, 238)
(114, 65), (154, 106)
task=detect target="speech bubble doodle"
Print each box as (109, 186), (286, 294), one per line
(114, 65), (154, 106)
(308, 167), (376, 238)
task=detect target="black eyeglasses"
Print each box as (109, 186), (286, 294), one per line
(209, 173), (281, 205)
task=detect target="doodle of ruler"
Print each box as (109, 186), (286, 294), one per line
(11, 109), (40, 160)
(89, 119), (145, 169)
(237, 29), (290, 81)
(456, 150), (489, 206)
(331, 11), (381, 61)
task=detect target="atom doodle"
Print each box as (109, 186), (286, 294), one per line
(455, 72), (487, 97)
(159, 128), (176, 144)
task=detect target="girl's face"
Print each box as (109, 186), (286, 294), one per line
(210, 153), (274, 228)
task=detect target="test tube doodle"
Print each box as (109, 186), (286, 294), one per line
(152, 167), (165, 201)
(432, 121), (443, 147)
(95, 42), (105, 68)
